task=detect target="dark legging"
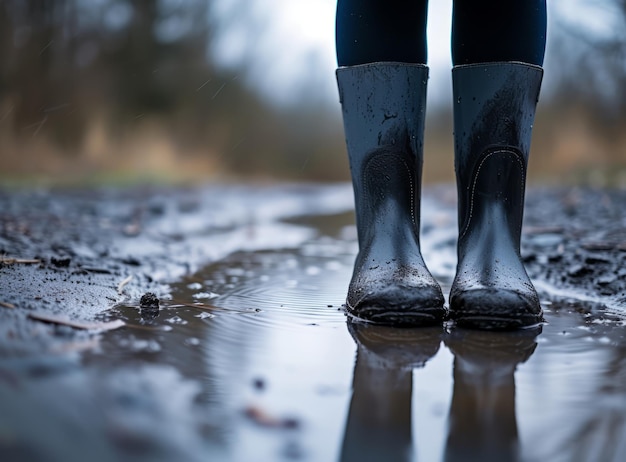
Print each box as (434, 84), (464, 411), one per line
(336, 0), (547, 67)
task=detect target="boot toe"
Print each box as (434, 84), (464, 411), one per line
(449, 288), (543, 330)
(347, 284), (446, 327)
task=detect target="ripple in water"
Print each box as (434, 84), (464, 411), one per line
(95, 204), (626, 462)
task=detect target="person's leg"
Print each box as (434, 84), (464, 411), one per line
(449, 1), (547, 329)
(336, 0), (446, 326)
(451, 0), (546, 66)
(336, 0), (428, 66)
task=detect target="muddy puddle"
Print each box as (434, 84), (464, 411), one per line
(1, 188), (625, 462)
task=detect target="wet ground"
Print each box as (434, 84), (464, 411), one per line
(1, 183), (625, 462)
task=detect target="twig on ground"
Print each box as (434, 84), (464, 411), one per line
(243, 405), (300, 429)
(0, 301), (16, 309)
(28, 312), (125, 331)
(117, 275), (133, 295)
(1, 257), (41, 265)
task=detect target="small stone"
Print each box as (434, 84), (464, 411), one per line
(547, 254), (563, 263)
(121, 257), (141, 266)
(584, 254), (612, 265)
(567, 264), (593, 278)
(51, 257), (71, 268)
(139, 292), (160, 310)
(596, 275), (617, 286)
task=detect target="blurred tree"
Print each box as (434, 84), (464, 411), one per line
(551, 0), (626, 120)
(1, 0), (232, 155)
(0, 1), (76, 143)
(525, 0), (626, 183)
(0, 0), (345, 180)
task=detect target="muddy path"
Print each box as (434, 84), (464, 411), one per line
(0, 183), (625, 461)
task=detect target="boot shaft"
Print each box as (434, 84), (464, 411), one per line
(337, 63), (429, 160)
(448, 63), (544, 329)
(452, 62), (543, 250)
(453, 62), (543, 174)
(336, 63), (429, 247)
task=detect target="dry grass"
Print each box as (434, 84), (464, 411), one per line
(1, 107), (625, 187)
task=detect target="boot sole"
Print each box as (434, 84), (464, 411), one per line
(452, 313), (544, 331)
(449, 288), (544, 330)
(346, 305), (447, 327)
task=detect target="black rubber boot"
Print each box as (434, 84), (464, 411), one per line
(336, 63), (446, 326)
(450, 62), (543, 330)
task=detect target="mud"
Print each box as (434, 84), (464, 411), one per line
(0, 183), (625, 461)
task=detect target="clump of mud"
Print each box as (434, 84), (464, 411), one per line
(139, 292), (160, 319)
(140, 292), (160, 310)
(522, 188), (626, 313)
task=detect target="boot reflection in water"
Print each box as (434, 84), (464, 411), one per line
(340, 322), (442, 462)
(443, 327), (541, 462)
(336, 1), (547, 329)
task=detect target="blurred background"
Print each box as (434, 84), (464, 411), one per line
(0, 0), (624, 185)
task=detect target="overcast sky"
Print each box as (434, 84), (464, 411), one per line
(209, 0), (622, 109)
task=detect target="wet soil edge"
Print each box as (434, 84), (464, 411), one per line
(1, 184), (625, 356)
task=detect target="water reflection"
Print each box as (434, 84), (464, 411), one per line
(341, 322), (540, 462)
(444, 327), (540, 462)
(341, 324), (443, 462)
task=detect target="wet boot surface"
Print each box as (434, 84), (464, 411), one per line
(345, 146), (446, 326)
(450, 62), (544, 329)
(450, 148), (543, 329)
(337, 63), (446, 326)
